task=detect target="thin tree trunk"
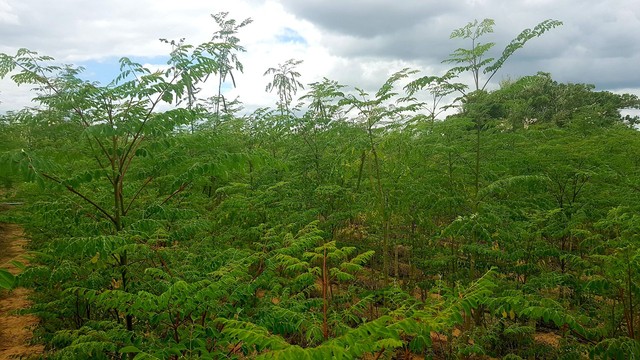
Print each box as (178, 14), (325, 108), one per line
(322, 247), (329, 340)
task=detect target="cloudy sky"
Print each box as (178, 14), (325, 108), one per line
(0, 0), (638, 114)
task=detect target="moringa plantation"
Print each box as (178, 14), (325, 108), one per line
(1, 12), (640, 360)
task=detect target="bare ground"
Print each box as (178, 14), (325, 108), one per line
(0, 222), (44, 359)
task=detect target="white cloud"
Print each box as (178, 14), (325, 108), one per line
(1, 0), (639, 115)
(0, 0), (344, 113)
(0, 0), (19, 25)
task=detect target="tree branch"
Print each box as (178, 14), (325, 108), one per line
(124, 176), (153, 215)
(39, 171), (117, 227)
(161, 181), (192, 205)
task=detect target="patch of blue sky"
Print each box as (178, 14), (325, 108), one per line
(77, 55), (169, 85)
(276, 27), (307, 45)
(220, 82), (233, 92)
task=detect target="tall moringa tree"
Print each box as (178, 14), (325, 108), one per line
(264, 58), (304, 116)
(340, 68), (421, 285)
(405, 18), (563, 119)
(444, 18), (563, 206)
(296, 78), (346, 186)
(0, 20), (246, 232)
(444, 18), (563, 93)
(210, 11), (253, 118)
(404, 19), (562, 282)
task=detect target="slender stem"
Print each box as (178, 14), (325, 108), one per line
(322, 246), (329, 340)
(39, 171), (117, 226)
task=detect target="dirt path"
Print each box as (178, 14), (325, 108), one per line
(0, 222), (44, 359)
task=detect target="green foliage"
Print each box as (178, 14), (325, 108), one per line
(4, 13), (640, 360)
(591, 337), (640, 359)
(0, 17), (245, 232)
(497, 72), (640, 128)
(444, 18), (562, 92)
(209, 12), (253, 118)
(264, 58), (304, 114)
(0, 268), (15, 289)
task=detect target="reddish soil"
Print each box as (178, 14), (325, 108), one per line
(0, 222), (44, 359)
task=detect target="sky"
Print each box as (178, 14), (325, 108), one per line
(0, 0), (639, 115)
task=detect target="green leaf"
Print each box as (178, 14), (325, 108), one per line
(120, 345), (141, 353)
(9, 260), (26, 271)
(161, 90), (173, 104)
(0, 269), (15, 290)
